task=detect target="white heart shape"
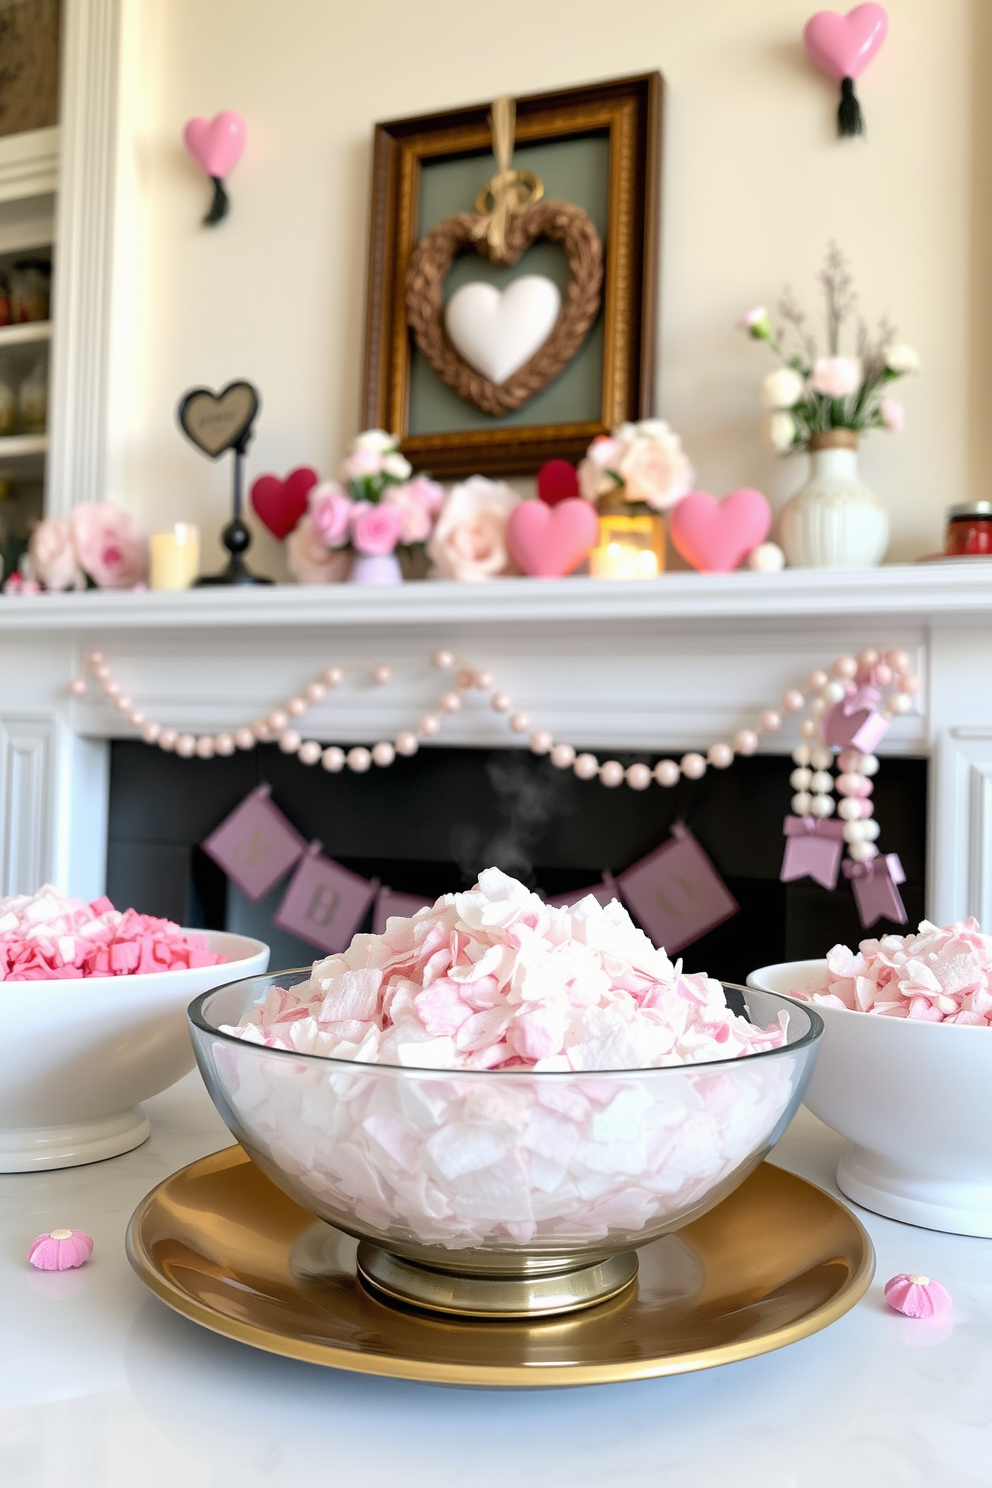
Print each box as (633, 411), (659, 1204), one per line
(444, 275), (562, 386)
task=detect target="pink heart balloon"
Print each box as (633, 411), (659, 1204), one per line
(506, 497), (599, 578)
(668, 489), (772, 573)
(803, 5), (888, 81)
(182, 112), (246, 178)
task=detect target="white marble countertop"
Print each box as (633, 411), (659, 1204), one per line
(1, 1074), (989, 1488)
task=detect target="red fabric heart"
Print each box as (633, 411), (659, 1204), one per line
(506, 498), (599, 577)
(536, 459), (579, 507)
(668, 488), (772, 573)
(250, 467), (318, 540)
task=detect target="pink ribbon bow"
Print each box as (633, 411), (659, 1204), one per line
(842, 852), (908, 928)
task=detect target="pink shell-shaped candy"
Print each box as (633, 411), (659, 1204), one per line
(27, 1228), (93, 1271)
(884, 1273), (951, 1319)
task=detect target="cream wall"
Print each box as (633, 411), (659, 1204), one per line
(106, 0), (979, 576)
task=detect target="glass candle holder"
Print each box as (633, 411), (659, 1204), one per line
(149, 524), (200, 589)
(589, 497), (666, 579)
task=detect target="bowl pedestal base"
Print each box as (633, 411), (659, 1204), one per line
(356, 1241), (639, 1318)
(0, 1107), (151, 1173)
(837, 1148), (992, 1238)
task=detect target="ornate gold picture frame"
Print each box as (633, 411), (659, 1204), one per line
(362, 73), (662, 479)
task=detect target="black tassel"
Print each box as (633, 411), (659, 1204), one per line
(838, 77), (864, 138)
(203, 175), (230, 227)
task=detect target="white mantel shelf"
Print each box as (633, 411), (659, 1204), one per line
(0, 563), (989, 630)
(1, 562), (991, 927)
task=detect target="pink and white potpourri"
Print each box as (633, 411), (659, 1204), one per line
(0, 886), (225, 980)
(791, 918), (992, 1024)
(26, 1229), (93, 1271)
(212, 870), (801, 1249)
(884, 1274), (952, 1318)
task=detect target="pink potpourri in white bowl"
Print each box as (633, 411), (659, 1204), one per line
(0, 886), (226, 981)
(190, 870), (821, 1317)
(788, 919), (992, 1025)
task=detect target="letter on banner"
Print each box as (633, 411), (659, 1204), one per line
(274, 845), (378, 953)
(617, 824), (738, 954)
(202, 785), (307, 901)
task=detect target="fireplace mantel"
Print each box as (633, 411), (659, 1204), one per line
(2, 564), (990, 927)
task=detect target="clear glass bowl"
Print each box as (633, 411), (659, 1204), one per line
(189, 975), (822, 1317)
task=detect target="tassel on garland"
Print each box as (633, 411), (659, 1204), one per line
(837, 77), (864, 137)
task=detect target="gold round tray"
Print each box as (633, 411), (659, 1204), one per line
(126, 1145), (874, 1388)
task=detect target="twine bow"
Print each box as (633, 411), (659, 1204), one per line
(470, 95), (544, 262)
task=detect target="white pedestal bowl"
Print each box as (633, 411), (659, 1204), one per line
(0, 930), (269, 1172)
(747, 959), (992, 1237)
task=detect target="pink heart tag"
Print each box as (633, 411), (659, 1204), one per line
(668, 488), (772, 573)
(803, 5), (888, 81)
(506, 497), (599, 578)
(182, 112), (247, 178)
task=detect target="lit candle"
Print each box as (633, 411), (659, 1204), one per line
(149, 524), (200, 590)
(589, 509), (664, 579)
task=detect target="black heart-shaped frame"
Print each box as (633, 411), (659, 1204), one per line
(178, 380), (260, 459)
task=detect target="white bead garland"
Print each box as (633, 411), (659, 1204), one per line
(67, 645), (918, 802)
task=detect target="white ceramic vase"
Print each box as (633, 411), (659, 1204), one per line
(778, 431), (889, 569)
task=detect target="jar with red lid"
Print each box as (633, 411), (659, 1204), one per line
(945, 502), (992, 555)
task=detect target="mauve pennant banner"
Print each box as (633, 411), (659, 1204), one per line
(373, 886), (433, 934)
(202, 785), (307, 902)
(843, 852), (908, 929)
(617, 824), (738, 955)
(274, 844), (379, 953)
(780, 815), (846, 891)
(547, 873), (619, 910)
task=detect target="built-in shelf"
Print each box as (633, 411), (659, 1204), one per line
(0, 430), (47, 476)
(0, 320), (51, 347)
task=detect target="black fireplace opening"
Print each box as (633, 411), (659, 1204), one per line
(106, 741), (927, 986)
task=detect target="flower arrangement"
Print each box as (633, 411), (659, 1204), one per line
(426, 476), (520, 582)
(286, 429), (443, 584)
(577, 419), (694, 514)
(8, 503), (149, 593)
(741, 244), (919, 455)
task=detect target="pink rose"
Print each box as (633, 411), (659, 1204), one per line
(383, 487), (433, 544)
(286, 514), (352, 584)
(587, 435), (623, 470)
(339, 447), (382, 482)
(810, 356), (862, 399)
(426, 476), (520, 582)
(309, 482), (352, 548)
(616, 428), (694, 511)
(350, 501), (405, 556)
(68, 502), (148, 589)
(404, 475), (445, 516)
(28, 517), (85, 591)
(880, 397), (905, 432)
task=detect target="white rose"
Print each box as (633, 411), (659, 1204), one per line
(762, 411), (797, 453)
(352, 428), (398, 453)
(884, 344), (920, 375)
(810, 356), (862, 399)
(426, 476), (520, 581)
(759, 367), (805, 409)
(382, 451), (412, 480)
(615, 423), (694, 511)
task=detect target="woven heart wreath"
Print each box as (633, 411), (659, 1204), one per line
(405, 97), (604, 416)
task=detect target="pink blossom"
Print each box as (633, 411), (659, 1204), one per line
(68, 503), (148, 590)
(350, 501), (405, 556)
(28, 517), (85, 591)
(404, 474), (445, 516)
(880, 397), (905, 432)
(340, 447), (382, 482)
(286, 514), (352, 584)
(617, 428), (694, 511)
(427, 477), (520, 581)
(587, 436), (624, 470)
(810, 356), (862, 399)
(383, 476), (444, 544)
(309, 482), (352, 548)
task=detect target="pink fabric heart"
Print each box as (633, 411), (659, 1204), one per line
(183, 112), (247, 178)
(803, 5), (888, 81)
(668, 489), (772, 573)
(506, 498), (599, 578)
